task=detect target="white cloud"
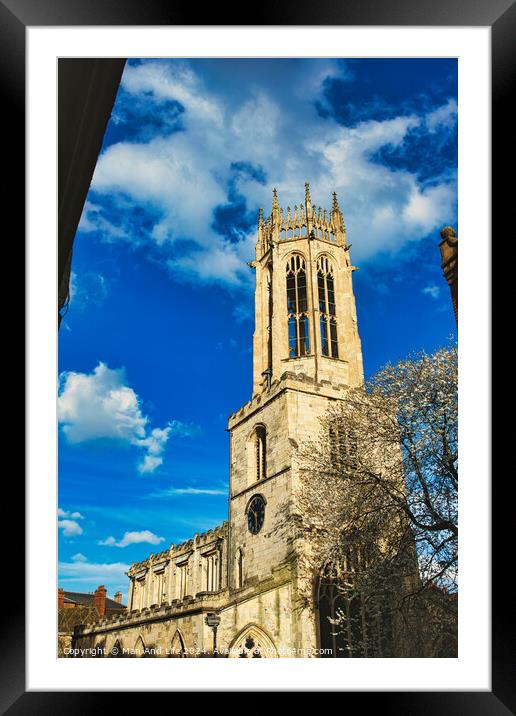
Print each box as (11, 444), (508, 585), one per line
(58, 362), (179, 473)
(58, 362), (147, 443)
(426, 98), (458, 132)
(121, 60), (224, 129)
(58, 508), (84, 520)
(147, 486), (227, 498)
(168, 420), (201, 438)
(99, 530), (165, 548)
(422, 284), (441, 300)
(138, 455), (164, 474)
(82, 60), (457, 287)
(58, 558), (131, 585)
(72, 553), (88, 562)
(58, 519), (83, 537)
(68, 270), (108, 309)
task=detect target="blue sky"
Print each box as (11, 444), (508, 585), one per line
(58, 58), (457, 601)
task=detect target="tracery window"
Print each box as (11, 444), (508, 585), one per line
(317, 550), (385, 658)
(317, 256), (338, 358)
(238, 635), (263, 658)
(229, 626), (278, 658)
(286, 254), (310, 358)
(328, 418), (358, 473)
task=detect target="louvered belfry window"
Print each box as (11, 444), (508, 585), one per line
(286, 254), (310, 358)
(317, 256), (339, 358)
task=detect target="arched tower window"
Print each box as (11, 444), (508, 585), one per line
(246, 425), (267, 485)
(255, 425), (266, 481)
(317, 257), (338, 358)
(286, 254), (310, 358)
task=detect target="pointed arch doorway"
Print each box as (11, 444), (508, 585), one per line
(228, 625), (278, 658)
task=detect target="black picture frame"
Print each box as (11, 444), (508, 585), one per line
(8, 0), (507, 710)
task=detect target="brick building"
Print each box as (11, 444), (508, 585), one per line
(58, 585), (125, 656)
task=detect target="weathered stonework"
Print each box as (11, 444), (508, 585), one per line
(72, 184), (376, 658)
(439, 225), (458, 324)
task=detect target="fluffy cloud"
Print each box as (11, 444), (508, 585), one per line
(133, 426), (172, 474)
(79, 60), (457, 289)
(422, 283), (441, 300)
(58, 508), (85, 537)
(425, 98), (458, 132)
(58, 508), (84, 520)
(99, 530), (165, 548)
(58, 362), (189, 473)
(58, 519), (83, 537)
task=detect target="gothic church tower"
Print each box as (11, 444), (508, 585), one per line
(251, 182), (364, 393)
(72, 185), (409, 658)
(226, 184), (365, 655)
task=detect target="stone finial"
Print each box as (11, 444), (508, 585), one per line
(305, 181), (311, 207)
(272, 188), (279, 226)
(258, 207), (263, 226)
(332, 191), (340, 214)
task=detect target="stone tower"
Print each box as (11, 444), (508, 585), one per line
(226, 183), (365, 655)
(72, 184), (370, 659)
(251, 182), (364, 394)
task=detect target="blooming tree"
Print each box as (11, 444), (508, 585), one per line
(296, 345), (458, 657)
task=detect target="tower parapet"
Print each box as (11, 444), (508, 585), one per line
(256, 182), (346, 261)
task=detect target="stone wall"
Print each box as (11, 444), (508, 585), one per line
(127, 523), (228, 611)
(72, 563), (299, 657)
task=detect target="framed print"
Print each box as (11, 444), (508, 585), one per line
(6, 0), (509, 709)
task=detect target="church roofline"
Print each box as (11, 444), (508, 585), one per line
(128, 521), (228, 575)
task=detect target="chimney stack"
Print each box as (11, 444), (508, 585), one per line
(114, 591), (122, 604)
(58, 587), (65, 610)
(94, 585), (107, 616)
